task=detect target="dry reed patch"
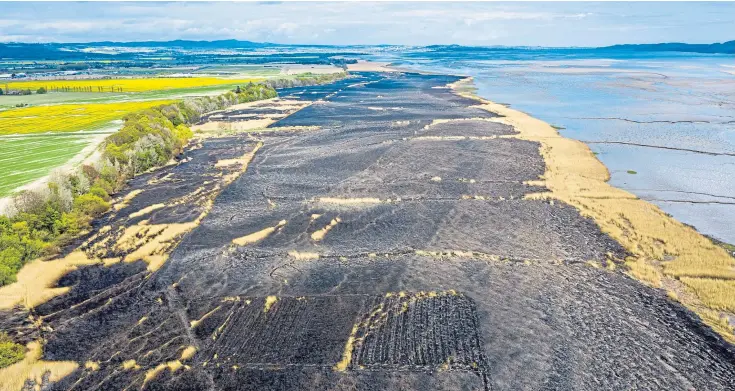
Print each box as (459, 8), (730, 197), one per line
(143, 361), (183, 388)
(232, 220), (287, 246)
(190, 305), (223, 328)
(113, 189), (144, 211)
(192, 119), (275, 134)
(697, 309), (735, 344)
(311, 217), (341, 241)
(115, 221), (199, 271)
(421, 117), (506, 130)
(334, 324), (359, 372)
(346, 61), (395, 72)
(128, 203), (166, 219)
(412, 135), (501, 141)
(449, 77), (735, 338)
(121, 359), (140, 370)
(0, 341), (78, 391)
(263, 296), (278, 313)
(179, 346), (197, 361)
(625, 257), (662, 288)
(316, 197), (383, 205)
(679, 277), (735, 313)
(0, 251), (98, 309)
(287, 251), (320, 261)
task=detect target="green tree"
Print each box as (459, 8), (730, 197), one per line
(36, 87), (47, 94)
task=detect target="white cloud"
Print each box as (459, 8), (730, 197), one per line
(0, 2), (731, 46)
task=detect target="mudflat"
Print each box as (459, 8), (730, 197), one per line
(3, 72), (734, 390)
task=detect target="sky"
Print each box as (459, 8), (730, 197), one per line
(1, 2), (733, 47)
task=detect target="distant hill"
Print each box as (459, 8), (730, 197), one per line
(1, 39), (733, 62)
(80, 39), (276, 49)
(0, 40), (286, 60)
(598, 40), (734, 54)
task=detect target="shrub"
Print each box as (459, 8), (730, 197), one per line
(0, 264), (16, 286)
(11, 190), (47, 215)
(88, 186), (110, 201)
(57, 211), (86, 239)
(0, 247), (23, 285)
(92, 177), (115, 196)
(0, 332), (25, 368)
(36, 87), (47, 94)
(81, 165), (100, 182)
(72, 194), (110, 217)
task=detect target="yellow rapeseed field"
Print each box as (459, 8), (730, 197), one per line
(0, 101), (175, 135)
(4, 77), (259, 93)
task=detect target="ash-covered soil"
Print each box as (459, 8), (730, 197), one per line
(10, 72), (735, 391)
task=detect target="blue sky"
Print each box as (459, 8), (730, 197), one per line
(1, 2), (733, 46)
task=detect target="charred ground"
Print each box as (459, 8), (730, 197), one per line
(3, 72), (735, 391)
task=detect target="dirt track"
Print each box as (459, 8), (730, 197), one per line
(9, 72), (735, 390)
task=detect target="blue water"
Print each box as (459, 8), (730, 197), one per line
(370, 48), (735, 243)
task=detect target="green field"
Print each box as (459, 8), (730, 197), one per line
(0, 83), (271, 111)
(0, 132), (112, 196)
(192, 65), (282, 76)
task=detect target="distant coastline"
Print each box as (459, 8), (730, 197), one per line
(1, 39), (733, 61)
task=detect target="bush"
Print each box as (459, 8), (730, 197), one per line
(36, 87), (47, 94)
(57, 211), (86, 239)
(0, 332), (25, 368)
(88, 186), (110, 201)
(0, 247), (23, 285)
(72, 194), (110, 217)
(81, 164), (99, 182)
(93, 177), (115, 196)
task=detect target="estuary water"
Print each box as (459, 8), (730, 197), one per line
(376, 48), (735, 244)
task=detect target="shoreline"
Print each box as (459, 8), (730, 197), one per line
(449, 76), (735, 342)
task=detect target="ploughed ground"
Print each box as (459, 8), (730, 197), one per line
(1, 73), (734, 390)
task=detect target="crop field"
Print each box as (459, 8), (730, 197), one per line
(0, 92), (117, 110)
(4, 77), (260, 93)
(0, 84), (261, 110)
(0, 132), (109, 195)
(0, 100), (175, 136)
(193, 65), (283, 76)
